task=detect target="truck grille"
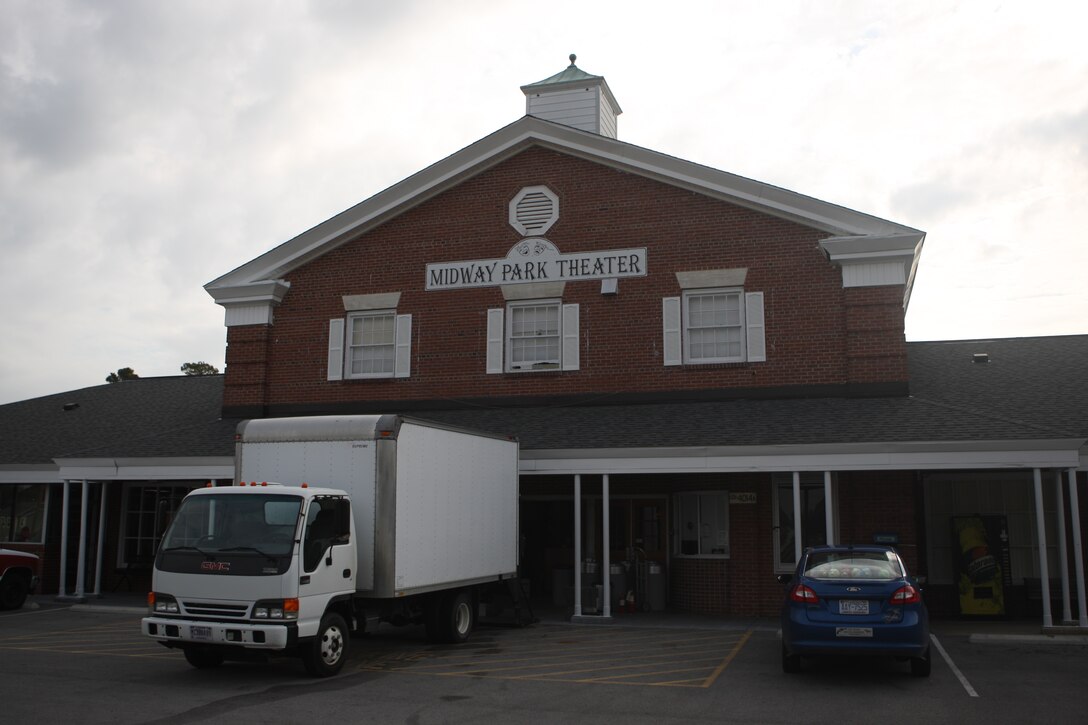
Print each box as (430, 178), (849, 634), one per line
(181, 601), (249, 618)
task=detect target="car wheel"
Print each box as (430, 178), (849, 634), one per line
(302, 612), (349, 677)
(910, 647), (931, 677)
(781, 641), (801, 673)
(0, 573), (30, 610)
(182, 645), (224, 669)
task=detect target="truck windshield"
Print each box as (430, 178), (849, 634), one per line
(156, 493), (302, 576)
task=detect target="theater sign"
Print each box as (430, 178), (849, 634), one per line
(426, 238), (647, 291)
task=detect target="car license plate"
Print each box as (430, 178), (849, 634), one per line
(839, 599), (869, 615)
(836, 627), (873, 638)
(190, 625), (212, 641)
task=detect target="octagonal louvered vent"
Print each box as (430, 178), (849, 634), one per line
(509, 186), (558, 236)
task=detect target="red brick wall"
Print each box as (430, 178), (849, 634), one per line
(844, 286), (908, 384)
(222, 147), (909, 410)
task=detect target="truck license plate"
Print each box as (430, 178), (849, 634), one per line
(839, 600), (869, 615)
(836, 627), (873, 638)
(190, 625), (212, 641)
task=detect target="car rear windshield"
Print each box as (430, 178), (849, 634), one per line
(804, 551), (903, 580)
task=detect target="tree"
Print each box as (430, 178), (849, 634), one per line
(181, 361), (220, 376)
(105, 367), (139, 383)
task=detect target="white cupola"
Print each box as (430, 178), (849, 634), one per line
(521, 55), (622, 138)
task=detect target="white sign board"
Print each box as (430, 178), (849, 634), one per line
(426, 238), (647, 291)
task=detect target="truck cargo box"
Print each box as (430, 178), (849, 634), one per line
(235, 414), (519, 598)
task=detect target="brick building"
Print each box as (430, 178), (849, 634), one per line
(3, 60), (1085, 623)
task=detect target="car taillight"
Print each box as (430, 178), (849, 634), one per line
(790, 584), (819, 604)
(890, 585), (921, 604)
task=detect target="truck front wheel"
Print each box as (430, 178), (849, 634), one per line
(302, 612), (349, 677)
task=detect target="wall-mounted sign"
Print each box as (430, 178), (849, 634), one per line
(729, 492), (757, 505)
(426, 238), (648, 291)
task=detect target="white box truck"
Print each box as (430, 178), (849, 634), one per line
(142, 414), (520, 676)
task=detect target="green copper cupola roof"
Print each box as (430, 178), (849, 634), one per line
(521, 54), (622, 138)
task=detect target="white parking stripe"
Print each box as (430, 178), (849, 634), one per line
(930, 634), (979, 698)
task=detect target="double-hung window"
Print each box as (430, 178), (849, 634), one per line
(662, 287), (765, 366)
(509, 301), (561, 370)
(327, 301), (412, 381)
(684, 289), (744, 363)
(487, 299), (579, 373)
(347, 311), (396, 378)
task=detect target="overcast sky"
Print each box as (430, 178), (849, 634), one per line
(2, 0), (1085, 405)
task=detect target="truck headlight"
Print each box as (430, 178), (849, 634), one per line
(149, 592), (180, 615)
(253, 598), (298, 620)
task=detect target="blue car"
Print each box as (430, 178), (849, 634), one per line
(779, 545), (931, 677)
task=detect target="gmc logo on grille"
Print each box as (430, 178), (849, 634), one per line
(200, 561), (230, 572)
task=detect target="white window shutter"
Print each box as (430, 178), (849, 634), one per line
(662, 297), (682, 366)
(394, 314), (412, 378)
(327, 318), (345, 381)
(486, 308), (504, 374)
(745, 291), (766, 362)
(561, 303), (580, 371)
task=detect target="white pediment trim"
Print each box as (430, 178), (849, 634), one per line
(206, 116), (925, 311)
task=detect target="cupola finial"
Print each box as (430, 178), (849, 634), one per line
(569, 53), (577, 67)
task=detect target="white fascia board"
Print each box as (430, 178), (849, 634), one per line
(518, 439), (1084, 475)
(0, 465), (62, 484)
(205, 117), (924, 292)
(55, 457), (235, 481)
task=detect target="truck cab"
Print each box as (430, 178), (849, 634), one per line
(142, 483), (357, 676)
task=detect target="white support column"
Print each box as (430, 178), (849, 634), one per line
(74, 479), (90, 600)
(1054, 471), (1073, 624)
(58, 481), (71, 597)
(602, 474), (611, 618)
(573, 474), (582, 618)
(793, 472), (803, 564)
(1032, 468), (1053, 628)
(823, 471), (834, 546)
(93, 483), (108, 597)
(1067, 468), (1088, 627)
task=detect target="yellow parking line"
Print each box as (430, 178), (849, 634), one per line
(700, 630), (751, 688)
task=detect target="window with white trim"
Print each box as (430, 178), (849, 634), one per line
(662, 288), (765, 366)
(487, 300), (579, 373)
(327, 309), (412, 380)
(673, 492), (730, 557)
(347, 311), (396, 377)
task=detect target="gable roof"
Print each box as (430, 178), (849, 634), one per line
(205, 115), (925, 309)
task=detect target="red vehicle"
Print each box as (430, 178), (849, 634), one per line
(0, 548), (40, 610)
